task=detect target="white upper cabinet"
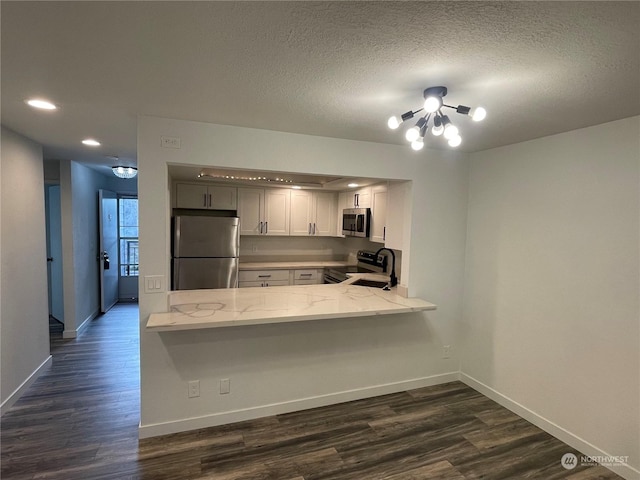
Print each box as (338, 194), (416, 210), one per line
(264, 189), (291, 235)
(238, 187), (290, 236)
(345, 187), (371, 208)
(175, 183), (237, 210)
(290, 190), (337, 236)
(370, 183), (388, 244)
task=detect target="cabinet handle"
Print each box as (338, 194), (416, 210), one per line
(259, 221), (263, 234)
(383, 226), (386, 240)
(265, 222), (268, 234)
(309, 223), (312, 235)
(203, 193), (207, 207)
(258, 275), (271, 278)
(208, 194), (212, 207)
(300, 273), (313, 277)
(313, 223), (316, 235)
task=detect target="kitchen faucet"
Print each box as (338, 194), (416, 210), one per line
(375, 247), (397, 288)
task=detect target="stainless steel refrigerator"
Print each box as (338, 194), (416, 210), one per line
(172, 216), (240, 290)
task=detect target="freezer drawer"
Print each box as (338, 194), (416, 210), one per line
(173, 258), (239, 290)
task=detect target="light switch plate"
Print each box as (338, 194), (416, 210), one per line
(144, 275), (165, 293)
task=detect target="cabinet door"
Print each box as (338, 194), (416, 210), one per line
(175, 184), (209, 209)
(264, 189), (290, 236)
(238, 188), (264, 235)
(355, 187), (371, 208)
(370, 185), (387, 243)
(313, 192), (337, 236)
(208, 186), (237, 210)
(289, 190), (314, 236)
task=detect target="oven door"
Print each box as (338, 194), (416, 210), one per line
(323, 272), (344, 284)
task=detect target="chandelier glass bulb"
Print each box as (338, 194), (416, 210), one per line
(431, 124), (444, 136)
(387, 115), (401, 130)
(470, 107), (487, 122)
(448, 135), (462, 147)
(423, 96), (441, 113)
(443, 123), (459, 140)
(411, 138), (424, 151)
(405, 126), (420, 142)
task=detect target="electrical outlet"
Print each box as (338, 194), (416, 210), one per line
(220, 378), (230, 395)
(188, 380), (200, 398)
(443, 345), (451, 359)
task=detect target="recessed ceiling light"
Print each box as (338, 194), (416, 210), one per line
(82, 139), (101, 147)
(347, 183), (359, 188)
(25, 98), (57, 110)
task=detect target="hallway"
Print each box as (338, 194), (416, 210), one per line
(1, 303), (140, 479)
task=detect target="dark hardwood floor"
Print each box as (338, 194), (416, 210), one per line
(1, 304), (621, 480)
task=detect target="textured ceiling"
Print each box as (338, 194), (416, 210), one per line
(1, 1), (639, 171)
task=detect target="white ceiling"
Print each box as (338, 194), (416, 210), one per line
(2, 1), (639, 172)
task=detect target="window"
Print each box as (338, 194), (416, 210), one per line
(118, 197), (138, 276)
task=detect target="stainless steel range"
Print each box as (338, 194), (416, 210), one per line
(323, 250), (388, 284)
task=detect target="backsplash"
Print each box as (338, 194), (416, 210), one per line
(239, 236), (384, 263)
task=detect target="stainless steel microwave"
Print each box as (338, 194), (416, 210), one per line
(342, 208), (370, 237)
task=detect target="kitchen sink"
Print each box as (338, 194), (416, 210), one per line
(350, 278), (389, 289)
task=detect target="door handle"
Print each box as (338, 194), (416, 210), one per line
(383, 226), (386, 240)
(259, 221), (263, 234)
(208, 194), (212, 208)
(203, 193), (207, 207)
(313, 223), (316, 235)
(265, 222), (268, 234)
(102, 251), (110, 270)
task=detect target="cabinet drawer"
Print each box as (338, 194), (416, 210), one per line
(239, 269), (289, 282)
(263, 280), (289, 287)
(293, 279), (318, 285)
(293, 269), (319, 281)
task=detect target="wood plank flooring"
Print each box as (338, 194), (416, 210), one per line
(1, 304), (622, 479)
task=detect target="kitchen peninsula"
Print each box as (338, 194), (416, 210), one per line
(147, 280), (436, 332)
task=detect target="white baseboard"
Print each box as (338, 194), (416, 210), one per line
(63, 308), (99, 338)
(460, 373), (639, 480)
(1, 355), (52, 416)
(139, 372), (459, 439)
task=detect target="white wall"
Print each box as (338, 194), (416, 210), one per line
(59, 160), (138, 337)
(0, 127), (51, 412)
(138, 116), (469, 436)
(462, 116), (640, 477)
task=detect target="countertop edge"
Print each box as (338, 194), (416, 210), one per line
(146, 303), (436, 332)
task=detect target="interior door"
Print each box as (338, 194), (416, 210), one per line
(99, 190), (119, 313)
(45, 184), (64, 322)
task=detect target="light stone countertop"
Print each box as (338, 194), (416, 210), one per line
(146, 283), (436, 332)
(238, 261), (352, 270)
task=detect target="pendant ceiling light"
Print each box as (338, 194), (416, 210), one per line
(112, 166), (138, 179)
(387, 86), (486, 150)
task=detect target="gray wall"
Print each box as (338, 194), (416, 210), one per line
(0, 127), (50, 412)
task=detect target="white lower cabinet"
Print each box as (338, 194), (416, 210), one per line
(238, 268), (323, 287)
(292, 269), (321, 285)
(238, 269), (290, 288)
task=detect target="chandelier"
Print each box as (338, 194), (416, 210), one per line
(112, 166), (138, 179)
(387, 86), (486, 150)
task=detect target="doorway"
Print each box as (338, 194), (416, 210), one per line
(44, 184), (64, 326)
(118, 195), (139, 301)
